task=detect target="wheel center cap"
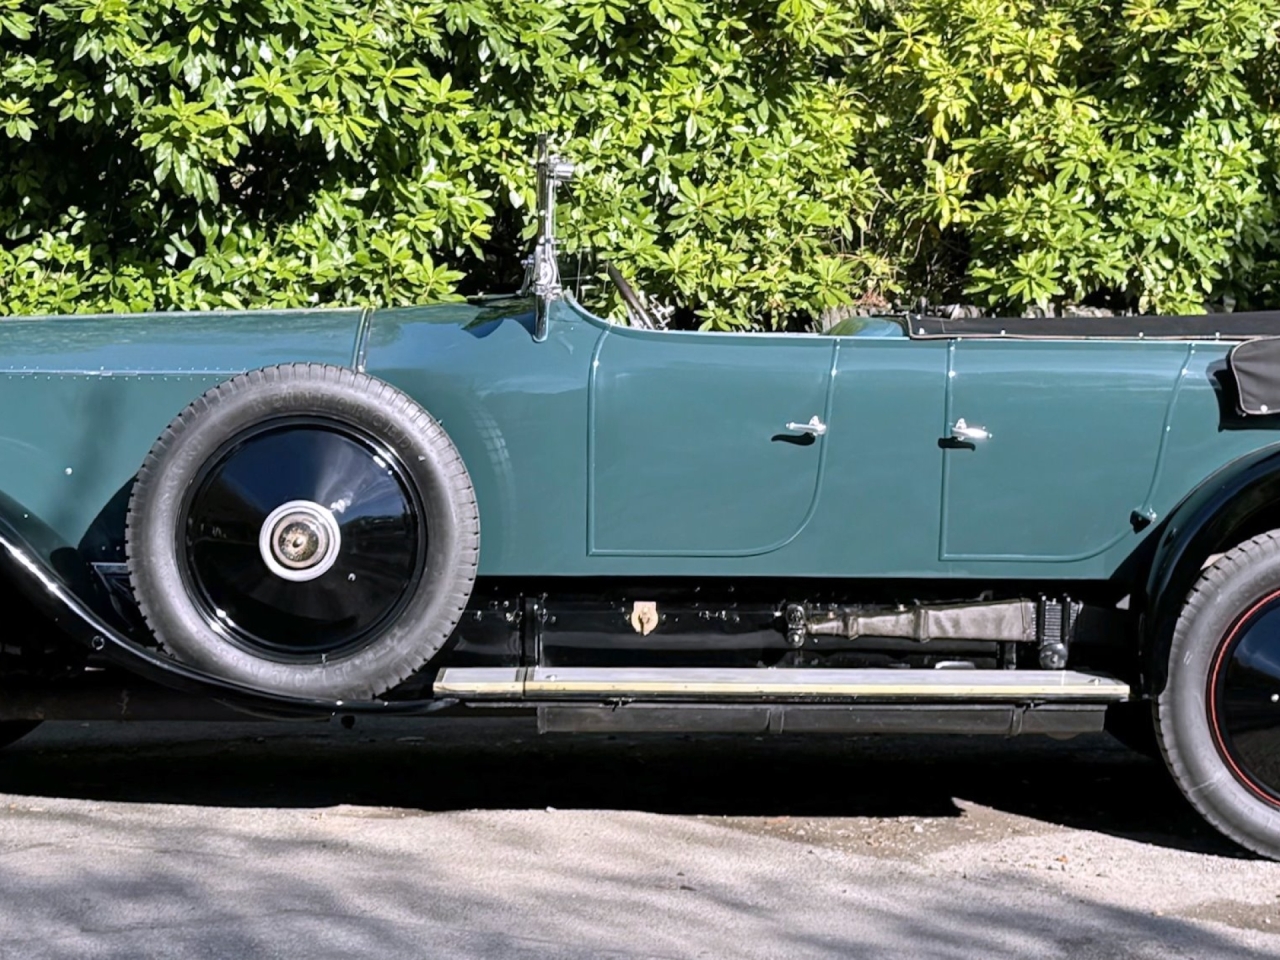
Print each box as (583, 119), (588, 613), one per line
(277, 520), (322, 565)
(259, 500), (342, 582)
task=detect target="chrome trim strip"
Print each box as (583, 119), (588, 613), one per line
(433, 667), (1130, 702)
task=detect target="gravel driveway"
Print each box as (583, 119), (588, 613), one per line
(0, 718), (1275, 959)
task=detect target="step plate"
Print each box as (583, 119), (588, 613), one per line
(434, 667), (1129, 702)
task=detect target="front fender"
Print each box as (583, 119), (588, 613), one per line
(1142, 442), (1280, 694)
(0, 493), (452, 719)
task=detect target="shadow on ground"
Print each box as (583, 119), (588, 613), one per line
(0, 718), (1245, 859)
(0, 801), (1266, 960)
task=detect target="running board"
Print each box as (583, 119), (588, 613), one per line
(433, 667), (1130, 703)
(536, 703), (1109, 737)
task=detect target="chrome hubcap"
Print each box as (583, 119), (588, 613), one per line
(258, 500), (342, 582)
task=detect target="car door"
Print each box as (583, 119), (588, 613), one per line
(588, 327), (835, 556)
(939, 339), (1189, 562)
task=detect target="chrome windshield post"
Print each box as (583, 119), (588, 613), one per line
(522, 136), (575, 342)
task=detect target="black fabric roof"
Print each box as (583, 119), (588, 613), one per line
(906, 310), (1280, 340)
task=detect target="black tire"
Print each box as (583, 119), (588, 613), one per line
(126, 363), (479, 700)
(1158, 530), (1280, 858)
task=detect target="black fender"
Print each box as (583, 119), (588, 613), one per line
(0, 492), (454, 719)
(1142, 443), (1280, 696)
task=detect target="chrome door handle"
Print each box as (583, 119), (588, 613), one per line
(951, 418), (991, 442)
(785, 415), (827, 437)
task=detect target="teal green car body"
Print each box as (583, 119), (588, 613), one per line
(8, 138), (1280, 858)
(14, 284), (1280, 859)
(0, 295), (1273, 593)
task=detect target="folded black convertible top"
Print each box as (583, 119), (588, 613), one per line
(907, 310), (1280, 340)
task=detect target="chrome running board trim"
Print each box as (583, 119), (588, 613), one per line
(434, 667), (1129, 702)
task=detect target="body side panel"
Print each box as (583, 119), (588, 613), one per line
(363, 301), (1258, 582)
(384, 303), (1280, 582)
(362, 301), (599, 575)
(1141, 345), (1280, 517)
(802, 337), (950, 575)
(0, 308), (365, 553)
(587, 324), (836, 556)
(0, 302), (1276, 588)
(940, 340), (1189, 562)
(366, 303), (956, 577)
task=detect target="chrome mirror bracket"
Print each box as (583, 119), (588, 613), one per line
(522, 135), (575, 342)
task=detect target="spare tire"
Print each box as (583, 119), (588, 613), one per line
(126, 363), (479, 700)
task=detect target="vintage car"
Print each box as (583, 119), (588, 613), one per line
(4, 142), (1280, 857)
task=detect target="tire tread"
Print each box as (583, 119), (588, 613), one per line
(125, 363), (479, 700)
(1157, 530), (1280, 858)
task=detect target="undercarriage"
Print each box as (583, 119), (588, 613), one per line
(4, 569), (1137, 742)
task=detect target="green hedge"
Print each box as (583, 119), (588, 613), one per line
(0, 0), (1278, 328)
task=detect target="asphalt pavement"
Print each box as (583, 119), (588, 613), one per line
(0, 718), (1275, 959)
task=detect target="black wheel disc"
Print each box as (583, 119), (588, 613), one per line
(1209, 590), (1280, 804)
(179, 418), (425, 660)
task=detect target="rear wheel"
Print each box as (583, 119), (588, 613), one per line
(126, 364), (479, 700)
(1158, 531), (1280, 858)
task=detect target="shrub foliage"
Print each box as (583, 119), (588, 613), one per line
(0, 0), (1278, 327)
